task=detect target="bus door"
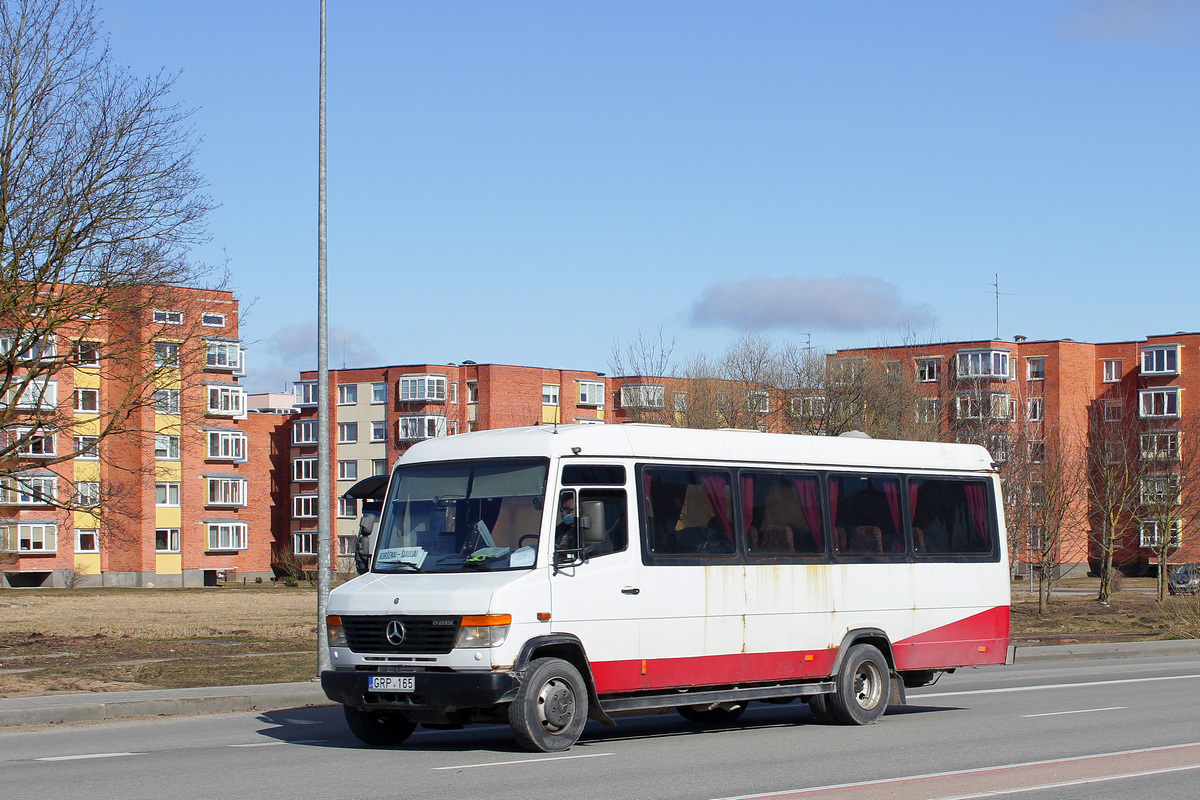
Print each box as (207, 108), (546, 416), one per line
(549, 476), (642, 694)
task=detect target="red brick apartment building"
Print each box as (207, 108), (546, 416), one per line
(286, 363), (608, 569)
(1, 288), (278, 588)
(833, 333), (1200, 575)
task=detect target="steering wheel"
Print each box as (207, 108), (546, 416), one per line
(518, 534), (539, 548)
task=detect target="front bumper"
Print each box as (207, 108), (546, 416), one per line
(321, 669), (521, 712)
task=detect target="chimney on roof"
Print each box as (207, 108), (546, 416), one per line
(1013, 335), (1027, 343)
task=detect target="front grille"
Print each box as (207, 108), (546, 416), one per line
(340, 615), (460, 654)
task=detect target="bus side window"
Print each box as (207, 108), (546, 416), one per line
(578, 489), (627, 558)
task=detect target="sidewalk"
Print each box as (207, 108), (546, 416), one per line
(2, 639), (1198, 728)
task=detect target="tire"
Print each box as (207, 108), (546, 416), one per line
(343, 705), (417, 746)
(677, 704), (746, 724)
(509, 657), (589, 752)
(806, 694), (837, 724)
(827, 643), (890, 725)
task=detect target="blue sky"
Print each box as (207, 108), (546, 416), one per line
(99, 1), (1200, 393)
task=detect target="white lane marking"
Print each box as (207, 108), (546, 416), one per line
(918, 673), (1200, 698)
(1021, 705), (1126, 718)
(926, 762), (1200, 800)
(228, 742), (286, 748)
(35, 752), (143, 762)
(709, 741), (1200, 800)
(433, 752), (614, 771)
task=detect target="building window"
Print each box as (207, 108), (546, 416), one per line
(1141, 345), (1180, 376)
(0, 475), (56, 505)
(790, 395), (825, 418)
(956, 393), (1012, 420)
(338, 497), (356, 518)
(153, 310), (183, 325)
(292, 419), (318, 445)
(155, 528), (180, 553)
(155, 482), (180, 506)
(917, 398), (941, 424)
(450, 382), (458, 404)
(398, 415), (446, 440)
(467, 381), (479, 403)
(1140, 475), (1181, 506)
(17, 429), (55, 457)
(956, 349), (1011, 379)
(1103, 400), (1123, 422)
(338, 460), (358, 481)
(73, 481), (100, 507)
(673, 392), (688, 413)
(987, 433), (1009, 463)
(1139, 519), (1182, 549)
(294, 382), (318, 406)
(207, 386), (244, 416)
(207, 431), (247, 461)
(293, 457), (317, 482)
(293, 531), (318, 556)
(371, 382), (387, 404)
(574, 380), (605, 407)
(372, 458), (389, 476)
(207, 477), (247, 507)
(74, 340), (100, 367)
(1030, 440), (1046, 463)
(2, 378), (56, 409)
(205, 342), (241, 371)
(154, 342), (180, 368)
(202, 312), (226, 327)
(1027, 397), (1044, 422)
(74, 435), (99, 460)
(153, 388), (179, 415)
(1140, 431), (1180, 461)
(337, 534), (357, 557)
(916, 358), (941, 383)
(885, 361), (902, 385)
(0, 334), (56, 362)
(1139, 388), (1180, 419)
(371, 421), (387, 442)
(206, 522), (247, 551)
(294, 494), (318, 518)
(620, 384), (665, 410)
(337, 384), (358, 405)
(337, 422), (358, 443)
(2, 523), (57, 553)
(71, 387), (99, 413)
(75, 528), (99, 553)
(748, 391), (770, 413)
(398, 375), (446, 402)
(154, 434), (180, 460)
(1027, 358), (1045, 381)
(542, 384), (559, 406)
(1103, 359), (1122, 383)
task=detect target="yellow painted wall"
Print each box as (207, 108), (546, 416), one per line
(155, 554), (182, 575)
(542, 405), (561, 424)
(75, 554), (101, 574)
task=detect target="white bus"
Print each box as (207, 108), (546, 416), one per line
(322, 424), (1011, 752)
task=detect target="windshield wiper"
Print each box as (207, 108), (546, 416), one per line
(375, 561), (423, 573)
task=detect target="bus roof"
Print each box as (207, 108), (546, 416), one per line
(398, 424), (996, 474)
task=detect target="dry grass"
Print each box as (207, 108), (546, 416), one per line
(2, 579), (1198, 698)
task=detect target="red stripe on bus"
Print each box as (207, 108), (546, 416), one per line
(588, 605), (1010, 695)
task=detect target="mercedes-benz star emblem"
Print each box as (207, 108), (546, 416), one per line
(385, 620), (406, 646)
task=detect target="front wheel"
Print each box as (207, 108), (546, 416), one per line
(827, 643), (890, 725)
(343, 705), (417, 746)
(509, 657), (589, 752)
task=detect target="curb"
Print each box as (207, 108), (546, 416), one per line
(1013, 638), (1200, 664)
(0, 681), (332, 728)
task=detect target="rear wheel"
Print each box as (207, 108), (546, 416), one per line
(677, 704), (746, 724)
(509, 657), (588, 752)
(343, 705), (417, 746)
(827, 644), (890, 725)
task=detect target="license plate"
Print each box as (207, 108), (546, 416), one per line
(368, 675), (415, 692)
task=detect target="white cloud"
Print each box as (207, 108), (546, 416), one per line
(243, 322), (380, 394)
(689, 274), (934, 333)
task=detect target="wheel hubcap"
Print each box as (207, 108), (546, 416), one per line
(853, 662), (882, 709)
(536, 678), (576, 733)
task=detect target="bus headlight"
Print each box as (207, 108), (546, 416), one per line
(455, 614), (512, 648)
(326, 615), (347, 648)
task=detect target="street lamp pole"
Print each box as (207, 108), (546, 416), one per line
(316, 0), (332, 675)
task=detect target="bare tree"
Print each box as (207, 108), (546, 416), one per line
(0, 1), (219, 531)
(609, 327), (676, 424)
(1022, 430), (1087, 612)
(1083, 401), (1142, 603)
(1136, 414), (1200, 601)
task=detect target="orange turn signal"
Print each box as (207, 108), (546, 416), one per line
(460, 614), (512, 627)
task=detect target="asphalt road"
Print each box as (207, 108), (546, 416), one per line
(2, 655), (1198, 800)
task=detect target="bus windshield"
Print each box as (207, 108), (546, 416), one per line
(372, 458), (548, 573)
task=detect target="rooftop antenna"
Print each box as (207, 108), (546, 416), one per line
(989, 274), (1014, 341)
(801, 332), (813, 352)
